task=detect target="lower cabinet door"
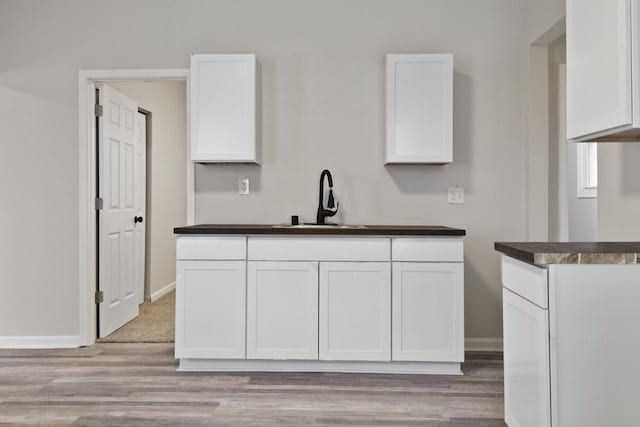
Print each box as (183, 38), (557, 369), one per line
(503, 288), (551, 427)
(175, 260), (246, 359)
(247, 261), (319, 359)
(391, 262), (464, 362)
(319, 262), (391, 361)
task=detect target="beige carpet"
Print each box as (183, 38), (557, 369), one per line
(98, 290), (175, 343)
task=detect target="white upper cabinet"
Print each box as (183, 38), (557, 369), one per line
(385, 54), (453, 164)
(566, 0), (640, 142)
(190, 54), (260, 162)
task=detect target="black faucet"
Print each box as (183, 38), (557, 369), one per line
(316, 169), (339, 225)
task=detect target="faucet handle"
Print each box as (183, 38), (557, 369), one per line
(328, 189), (336, 209)
(326, 202), (339, 216)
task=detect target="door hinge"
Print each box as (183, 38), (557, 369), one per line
(95, 104), (103, 117)
(95, 197), (103, 210)
(95, 291), (104, 304)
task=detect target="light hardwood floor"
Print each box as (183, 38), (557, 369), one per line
(0, 344), (505, 426)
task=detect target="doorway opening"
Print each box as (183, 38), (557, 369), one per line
(78, 69), (193, 347)
(547, 34), (598, 242)
(525, 20), (598, 242)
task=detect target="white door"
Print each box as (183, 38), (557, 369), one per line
(392, 262), (464, 362)
(134, 112), (146, 304)
(319, 262), (391, 361)
(503, 288), (551, 427)
(175, 260), (246, 359)
(98, 84), (140, 337)
(247, 261), (318, 360)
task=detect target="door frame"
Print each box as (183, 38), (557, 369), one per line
(78, 69), (193, 346)
(137, 106), (151, 304)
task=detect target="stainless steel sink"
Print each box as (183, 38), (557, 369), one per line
(271, 224), (366, 229)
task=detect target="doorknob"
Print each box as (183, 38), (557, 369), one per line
(134, 216), (144, 224)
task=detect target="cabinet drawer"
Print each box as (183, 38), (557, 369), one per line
(501, 255), (548, 309)
(176, 236), (246, 260)
(248, 237), (390, 261)
(392, 237), (463, 262)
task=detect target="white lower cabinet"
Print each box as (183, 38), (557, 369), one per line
(175, 235), (465, 374)
(503, 288), (551, 427)
(175, 260), (246, 359)
(392, 262), (463, 362)
(319, 262), (391, 361)
(501, 255), (640, 426)
(246, 261), (319, 360)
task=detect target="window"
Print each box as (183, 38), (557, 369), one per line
(577, 142), (597, 198)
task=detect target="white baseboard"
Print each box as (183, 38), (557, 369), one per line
(0, 336), (81, 349)
(150, 281), (176, 302)
(465, 337), (503, 352)
(180, 359), (463, 375)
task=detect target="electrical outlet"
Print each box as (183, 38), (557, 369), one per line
(448, 186), (464, 204)
(239, 178), (250, 195)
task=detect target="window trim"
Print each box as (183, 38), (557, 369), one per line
(577, 142), (597, 199)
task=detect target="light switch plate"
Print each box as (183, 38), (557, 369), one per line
(448, 186), (464, 204)
(239, 178), (250, 195)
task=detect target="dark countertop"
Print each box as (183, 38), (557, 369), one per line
(495, 242), (640, 265)
(174, 224), (466, 236)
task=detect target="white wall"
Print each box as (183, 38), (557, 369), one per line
(0, 0), (528, 343)
(523, 0), (565, 243)
(525, 0), (566, 44)
(598, 143), (640, 241)
(0, 86), (78, 337)
(546, 35), (597, 242)
(526, 46), (551, 241)
(547, 37), (568, 241)
(108, 81), (187, 298)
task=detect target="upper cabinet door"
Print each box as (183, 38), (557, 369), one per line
(567, 0), (635, 141)
(386, 54), (453, 164)
(190, 54), (260, 163)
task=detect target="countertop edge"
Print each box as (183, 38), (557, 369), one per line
(494, 242), (535, 264)
(174, 225), (466, 236)
(495, 242), (640, 265)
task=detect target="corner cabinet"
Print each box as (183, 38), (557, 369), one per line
(385, 54), (453, 164)
(175, 235), (464, 375)
(500, 254), (640, 426)
(190, 54), (260, 162)
(566, 0), (640, 142)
